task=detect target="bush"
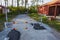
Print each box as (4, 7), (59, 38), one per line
(29, 13), (40, 21)
(42, 16), (48, 22)
(29, 6), (37, 13)
(8, 6), (38, 14)
(0, 14), (5, 18)
(8, 6), (26, 14)
(0, 14), (5, 31)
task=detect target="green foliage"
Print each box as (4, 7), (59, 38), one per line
(46, 20), (60, 31)
(8, 6), (38, 14)
(0, 14), (5, 31)
(42, 17), (60, 32)
(29, 6), (37, 13)
(18, 7), (26, 13)
(42, 16), (48, 23)
(8, 6), (26, 14)
(29, 13), (40, 21)
(0, 14), (5, 18)
(29, 13), (60, 32)
(0, 6), (38, 31)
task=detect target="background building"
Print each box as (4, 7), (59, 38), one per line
(38, 0), (60, 17)
(0, 5), (9, 14)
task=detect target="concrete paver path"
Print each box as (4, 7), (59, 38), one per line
(12, 14), (59, 40)
(0, 14), (59, 40)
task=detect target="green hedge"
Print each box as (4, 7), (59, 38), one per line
(8, 6), (26, 14)
(8, 6), (38, 14)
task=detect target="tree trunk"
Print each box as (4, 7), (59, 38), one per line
(17, 0), (19, 7)
(25, 0), (28, 9)
(12, 0), (13, 7)
(21, 0), (24, 6)
(25, 0), (26, 9)
(5, 1), (6, 7)
(7, 0), (8, 7)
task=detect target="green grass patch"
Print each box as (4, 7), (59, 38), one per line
(28, 13), (60, 32)
(46, 20), (60, 32)
(28, 13), (40, 21)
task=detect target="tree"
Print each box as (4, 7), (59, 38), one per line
(21, 0), (24, 6)
(4, 0), (8, 22)
(17, 0), (20, 7)
(31, 0), (38, 10)
(31, 0), (35, 6)
(25, 0), (28, 8)
(12, 0), (13, 7)
(34, 0), (39, 6)
(4, 0), (8, 7)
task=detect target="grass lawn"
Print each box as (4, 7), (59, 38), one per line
(45, 20), (60, 32)
(28, 13), (60, 32)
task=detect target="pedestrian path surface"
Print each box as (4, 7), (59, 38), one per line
(12, 14), (58, 40)
(0, 14), (59, 40)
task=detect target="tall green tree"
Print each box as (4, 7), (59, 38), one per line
(31, 0), (37, 10)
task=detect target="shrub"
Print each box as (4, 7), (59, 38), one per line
(29, 6), (37, 13)
(0, 14), (5, 18)
(42, 16), (47, 22)
(8, 6), (26, 14)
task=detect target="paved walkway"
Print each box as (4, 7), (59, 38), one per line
(0, 14), (60, 40)
(12, 14), (59, 40)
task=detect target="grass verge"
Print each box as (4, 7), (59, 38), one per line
(0, 12), (19, 32)
(28, 13), (60, 32)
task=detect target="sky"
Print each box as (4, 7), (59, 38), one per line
(0, 0), (52, 7)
